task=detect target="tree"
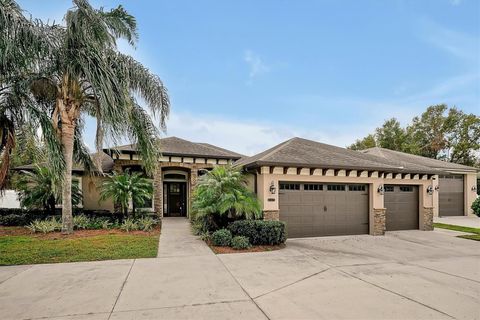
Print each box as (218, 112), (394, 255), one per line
(376, 118), (407, 151)
(0, 0), (64, 191)
(192, 166), (262, 221)
(404, 105), (449, 159)
(16, 165), (82, 215)
(445, 108), (480, 166)
(99, 170), (153, 217)
(4, 0), (170, 233)
(348, 134), (376, 150)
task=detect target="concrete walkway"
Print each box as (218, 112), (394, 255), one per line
(0, 219), (479, 319)
(434, 215), (480, 228)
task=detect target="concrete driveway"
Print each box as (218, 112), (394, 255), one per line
(0, 218), (479, 320)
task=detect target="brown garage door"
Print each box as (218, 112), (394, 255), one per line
(279, 182), (369, 238)
(384, 185), (419, 231)
(439, 175), (464, 216)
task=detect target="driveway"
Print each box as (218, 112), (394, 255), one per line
(0, 218), (479, 320)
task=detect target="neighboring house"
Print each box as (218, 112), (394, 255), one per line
(0, 190), (21, 208)
(8, 136), (478, 239)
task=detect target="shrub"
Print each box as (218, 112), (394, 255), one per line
(73, 214), (91, 229)
(26, 217), (61, 233)
(472, 197), (480, 217)
(228, 220), (286, 245)
(231, 236), (250, 250)
(137, 217), (157, 231)
(0, 208), (49, 226)
(211, 229), (232, 246)
(120, 218), (139, 232)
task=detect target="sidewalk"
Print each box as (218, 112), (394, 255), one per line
(434, 216), (480, 228)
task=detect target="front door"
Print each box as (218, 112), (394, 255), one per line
(164, 182), (187, 217)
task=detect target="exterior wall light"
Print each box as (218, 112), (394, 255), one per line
(427, 185), (434, 195)
(472, 186), (478, 192)
(435, 185), (440, 191)
(269, 181), (276, 195)
(377, 185), (384, 195)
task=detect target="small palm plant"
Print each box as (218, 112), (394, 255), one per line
(16, 165), (82, 215)
(192, 166), (262, 232)
(100, 170), (153, 217)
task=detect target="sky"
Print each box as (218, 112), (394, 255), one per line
(17, 0), (480, 156)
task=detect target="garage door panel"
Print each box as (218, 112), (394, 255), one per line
(279, 183), (369, 238)
(385, 185), (419, 231)
(439, 175), (464, 216)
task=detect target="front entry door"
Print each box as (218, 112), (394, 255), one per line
(164, 182), (187, 217)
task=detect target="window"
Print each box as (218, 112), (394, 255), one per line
(304, 184), (323, 191)
(327, 184), (346, 191)
(348, 185), (366, 191)
(164, 173), (186, 180)
(384, 185), (394, 192)
(169, 184), (181, 194)
(279, 183), (300, 190)
(400, 186), (413, 192)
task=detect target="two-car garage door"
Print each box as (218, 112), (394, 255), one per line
(279, 182), (369, 238)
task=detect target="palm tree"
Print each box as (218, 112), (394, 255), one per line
(2, 0), (170, 233)
(0, 0), (64, 190)
(100, 170), (153, 217)
(192, 166), (262, 220)
(16, 165), (82, 215)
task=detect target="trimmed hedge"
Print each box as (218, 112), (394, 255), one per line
(211, 229), (232, 246)
(228, 220), (286, 245)
(231, 236), (250, 249)
(472, 197), (480, 217)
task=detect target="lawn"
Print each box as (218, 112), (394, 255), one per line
(0, 227), (160, 265)
(433, 223), (480, 241)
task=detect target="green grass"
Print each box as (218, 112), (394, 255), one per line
(433, 223), (480, 234)
(433, 223), (480, 242)
(457, 234), (480, 241)
(0, 233), (160, 266)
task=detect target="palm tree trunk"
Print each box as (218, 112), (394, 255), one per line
(59, 100), (77, 234)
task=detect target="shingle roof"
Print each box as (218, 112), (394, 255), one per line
(361, 147), (478, 173)
(105, 136), (243, 160)
(235, 137), (441, 174)
(14, 152), (114, 173)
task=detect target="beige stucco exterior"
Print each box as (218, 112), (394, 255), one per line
(465, 172), (478, 216)
(82, 175), (114, 212)
(253, 166), (436, 234)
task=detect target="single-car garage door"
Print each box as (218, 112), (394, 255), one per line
(439, 175), (464, 216)
(279, 182), (369, 238)
(384, 185), (419, 231)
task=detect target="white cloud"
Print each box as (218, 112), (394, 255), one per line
(244, 50), (269, 81)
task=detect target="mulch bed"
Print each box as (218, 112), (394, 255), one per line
(208, 242), (285, 254)
(0, 226), (160, 239)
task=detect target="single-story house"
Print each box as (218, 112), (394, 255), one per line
(11, 136), (479, 238)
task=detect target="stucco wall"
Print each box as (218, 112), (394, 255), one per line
(465, 172), (477, 216)
(82, 175), (114, 212)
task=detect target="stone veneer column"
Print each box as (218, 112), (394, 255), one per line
(263, 210), (280, 221)
(153, 166), (163, 219)
(189, 169), (198, 218)
(373, 208), (386, 236)
(422, 207), (434, 231)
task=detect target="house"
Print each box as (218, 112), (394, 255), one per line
(9, 136), (478, 238)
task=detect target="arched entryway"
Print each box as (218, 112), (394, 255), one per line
(162, 169), (188, 217)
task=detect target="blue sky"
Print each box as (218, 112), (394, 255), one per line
(18, 0), (480, 155)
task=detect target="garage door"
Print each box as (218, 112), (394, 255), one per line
(439, 175), (464, 216)
(384, 185), (419, 231)
(279, 182), (369, 238)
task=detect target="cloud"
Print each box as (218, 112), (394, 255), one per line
(244, 50), (269, 81)
(418, 18), (479, 62)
